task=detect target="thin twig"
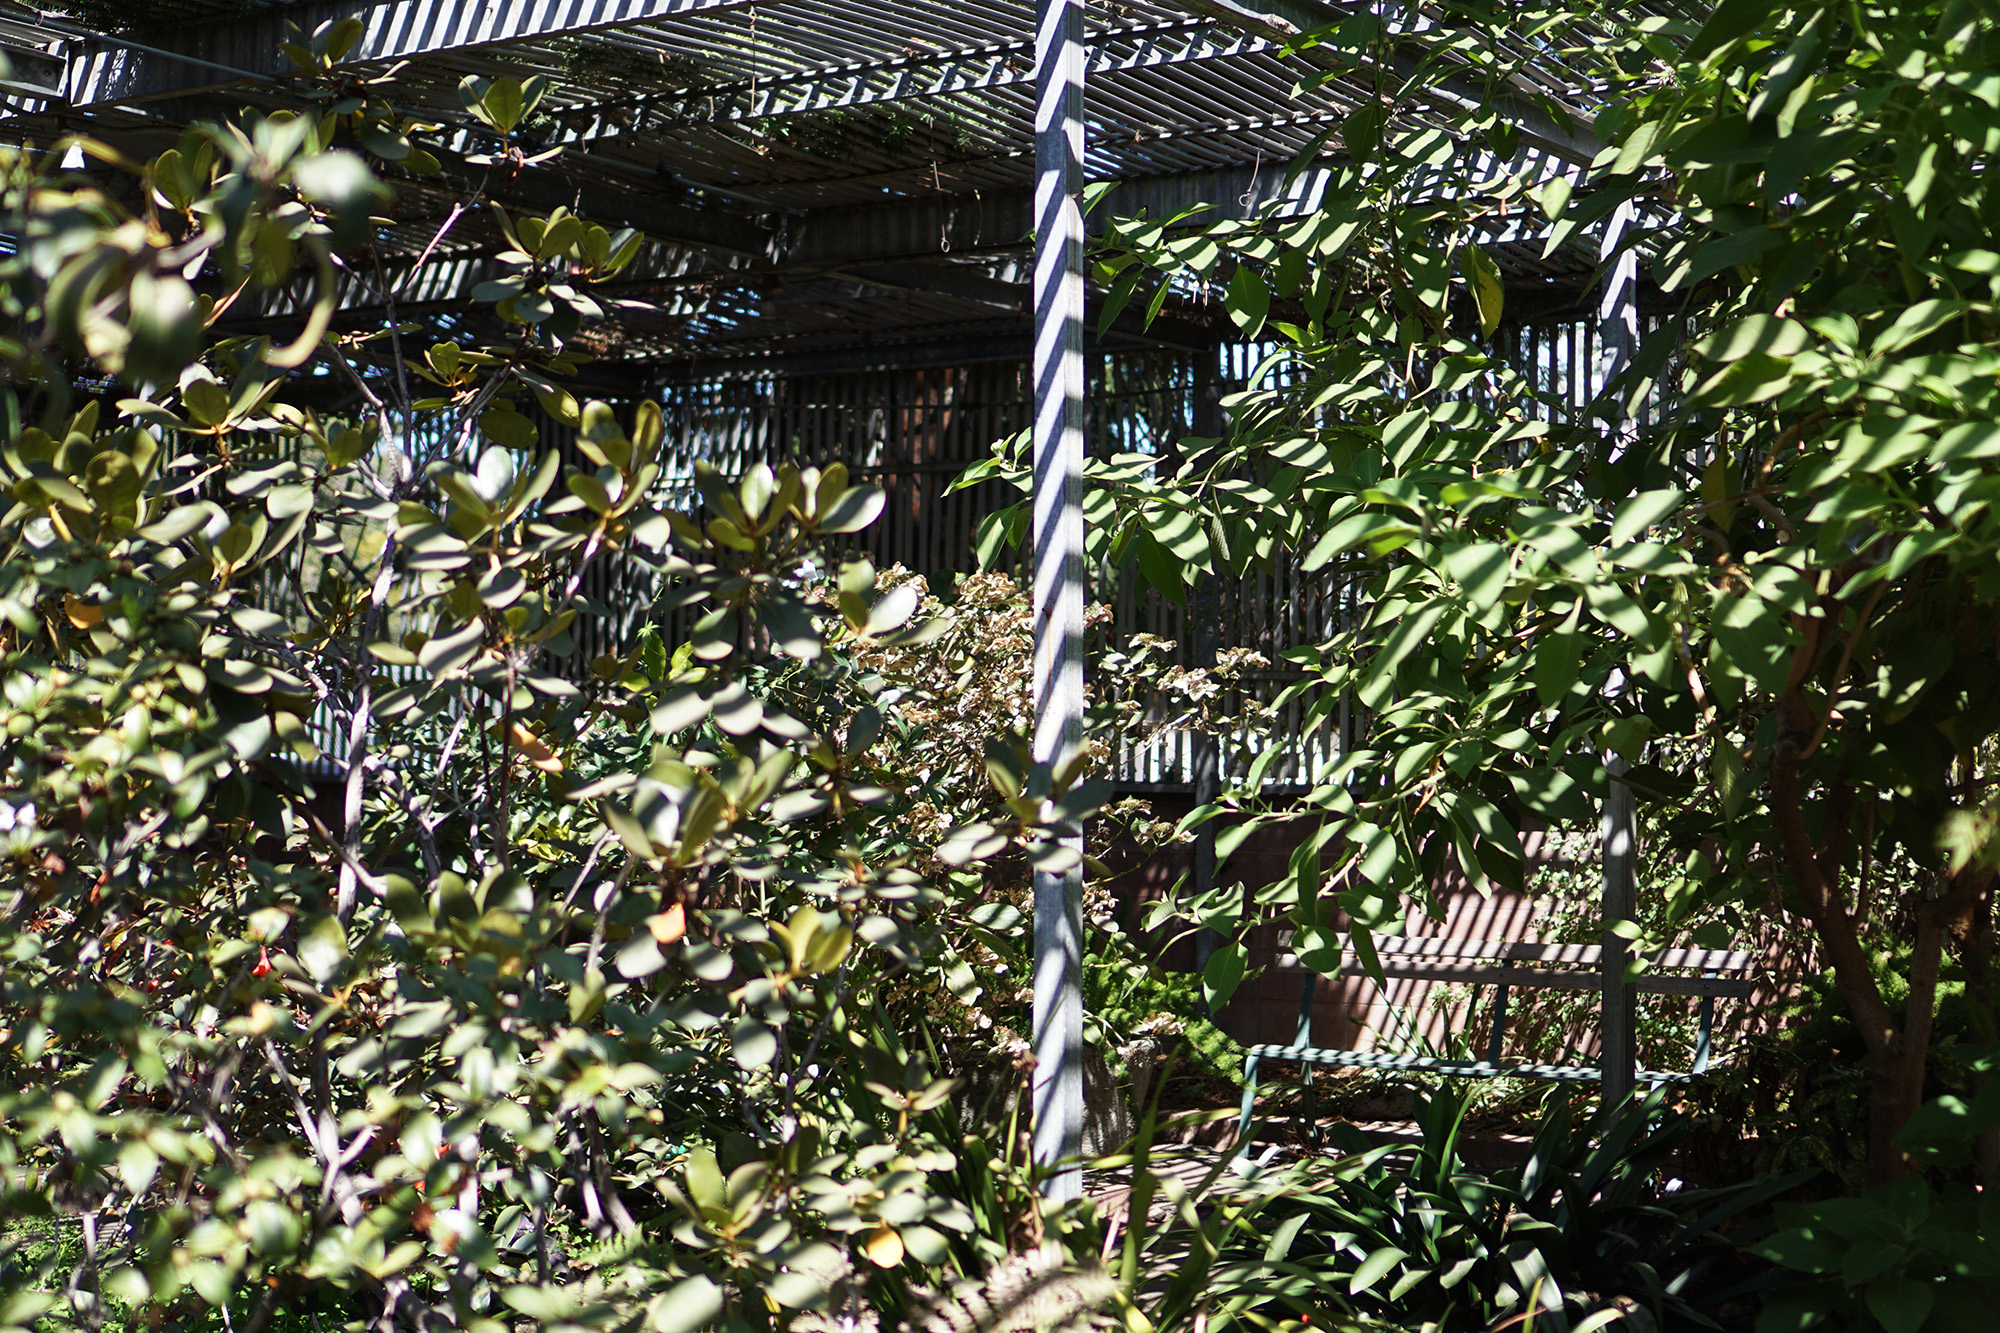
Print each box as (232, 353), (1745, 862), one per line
(560, 523), (610, 605)
(377, 762), (443, 882)
(399, 200), (468, 297)
(582, 858), (637, 976)
(561, 827), (619, 915)
(452, 366), (521, 459)
(1801, 578), (1890, 760)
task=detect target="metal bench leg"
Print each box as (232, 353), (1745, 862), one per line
(1297, 973), (1319, 1148)
(1692, 976), (1716, 1076)
(1236, 1053), (1262, 1157)
(1487, 983), (1511, 1066)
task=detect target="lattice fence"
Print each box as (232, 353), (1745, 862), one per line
(305, 310), (1655, 789)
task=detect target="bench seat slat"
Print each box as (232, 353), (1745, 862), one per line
(1277, 941), (1755, 977)
(1241, 1044), (1699, 1086)
(1352, 940), (1754, 972)
(1316, 963), (1752, 998)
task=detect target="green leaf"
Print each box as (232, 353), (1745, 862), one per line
(322, 17), (365, 62)
(615, 934), (666, 979)
(298, 913), (349, 984)
(479, 77), (527, 133)
(1225, 265), (1269, 339)
(1341, 102), (1384, 158)
(1096, 267), (1143, 337)
(539, 213), (583, 261)
(1304, 512), (1398, 570)
(758, 592), (822, 660)
(567, 473), (613, 514)
(418, 618), (485, 678)
(1464, 244), (1503, 338)
(1842, 1239), (1907, 1287)
(1583, 580), (1651, 640)
(604, 227), (646, 273)
(1537, 175), (1572, 221)
(1713, 736), (1749, 818)
(768, 1262), (829, 1310)
(1441, 541), (1509, 611)
(819, 484), (886, 533)
(973, 502), (1025, 567)
(182, 379), (229, 428)
(731, 1017), (777, 1069)
(1532, 603), (1584, 708)
(136, 502), (219, 545)
(1873, 299), (1967, 356)
(118, 1139), (160, 1194)
(1670, 226), (1782, 290)
(649, 1276), (725, 1333)
(680, 1146), (726, 1212)
(1687, 0), (1777, 63)
(1610, 488), (1685, 545)
(292, 150), (383, 216)
(866, 584), (920, 634)
(1202, 940), (1248, 1012)
(500, 1287), (581, 1322)
(266, 483), (314, 520)
(1508, 767), (1592, 823)
(1381, 409), (1431, 468)
(480, 407), (537, 449)
(532, 383), (580, 425)
(1359, 602), (1449, 705)
(1755, 1292), (1833, 1333)
(0, 1291), (56, 1328)
(1713, 592), (1793, 694)
(1692, 315), (1809, 363)
(1349, 1245), (1410, 1295)
(1133, 527), (1187, 605)
(470, 277), (525, 303)
(1691, 350), (1794, 406)
(1866, 1277), (1934, 1333)
(354, 121), (411, 162)
(1925, 1093), (2000, 1173)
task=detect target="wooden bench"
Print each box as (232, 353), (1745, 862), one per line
(1235, 935), (1755, 1150)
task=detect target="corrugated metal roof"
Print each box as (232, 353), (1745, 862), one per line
(0, 0), (1682, 375)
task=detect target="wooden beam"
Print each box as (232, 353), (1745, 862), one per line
(65, 1), (760, 107)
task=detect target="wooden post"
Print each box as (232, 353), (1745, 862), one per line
(1598, 201), (1639, 1117)
(1030, 0), (1086, 1203)
(1599, 755), (1638, 1114)
(1191, 345), (1222, 979)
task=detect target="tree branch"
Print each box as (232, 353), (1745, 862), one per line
(1769, 701), (1897, 1057)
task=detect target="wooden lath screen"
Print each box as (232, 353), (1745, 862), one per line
(553, 313), (1632, 789)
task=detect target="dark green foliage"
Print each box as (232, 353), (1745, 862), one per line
(1754, 1175), (2000, 1333)
(1241, 1091), (1798, 1333)
(1086, 915), (1245, 1093)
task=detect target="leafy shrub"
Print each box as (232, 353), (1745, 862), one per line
(1748, 1069), (2000, 1333)
(0, 41), (1276, 1333)
(1085, 914), (1244, 1095)
(1754, 1178), (2000, 1333)
(0, 55), (1123, 1333)
(1240, 1091), (1794, 1333)
(1687, 954), (1996, 1194)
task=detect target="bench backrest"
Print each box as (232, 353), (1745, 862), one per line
(1279, 935), (1755, 978)
(1347, 935), (1753, 973)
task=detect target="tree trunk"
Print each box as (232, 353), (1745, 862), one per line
(1768, 730), (1916, 1184)
(1863, 903), (1948, 1182)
